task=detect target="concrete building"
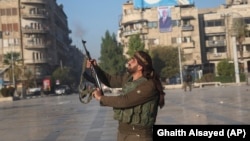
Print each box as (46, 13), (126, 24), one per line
(200, 1), (250, 75)
(118, 0), (250, 79)
(0, 0), (74, 86)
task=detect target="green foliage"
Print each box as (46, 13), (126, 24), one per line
(0, 86), (15, 97)
(3, 52), (22, 83)
(22, 68), (35, 88)
(198, 73), (215, 82)
(217, 59), (234, 76)
(99, 30), (126, 75)
(51, 67), (74, 86)
(240, 73), (246, 82)
(232, 17), (248, 59)
(151, 46), (180, 78)
(198, 72), (245, 83)
(126, 34), (145, 57)
(214, 75), (234, 83)
(3, 52), (20, 65)
(232, 18), (248, 41)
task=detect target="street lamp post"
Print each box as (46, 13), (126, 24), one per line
(221, 12), (242, 84)
(178, 45), (183, 84)
(5, 31), (15, 87)
(11, 43), (15, 87)
(232, 36), (240, 84)
(178, 21), (183, 84)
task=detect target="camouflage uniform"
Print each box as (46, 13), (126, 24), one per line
(94, 66), (159, 141)
(183, 74), (192, 92)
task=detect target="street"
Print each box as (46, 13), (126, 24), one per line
(0, 85), (250, 141)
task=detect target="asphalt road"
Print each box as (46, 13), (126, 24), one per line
(0, 85), (250, 141)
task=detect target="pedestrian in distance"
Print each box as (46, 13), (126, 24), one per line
(183, 73), (193, 92)
(86, 51), (165, 141)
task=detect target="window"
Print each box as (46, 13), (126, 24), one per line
(214, 20), (223, 26)
(12, 8), (17, 15)
(13, 23), (18, 31)
(148, 38), (158, 45)
(2, 24), (7, 31)
(172, 20), (180, 27)
(134, 23), (142, 29)
(246, 45), (250, 52)
(171, 37), (177, 44)
(6, 8), (11, 16)
(13, 38), (19, 45)
(205, 20), (224, 27)
(0, 9), (6, 16)
(182, 36), (191, 43)
(206, 48), (214, 53)
(217, 47), (226, 53)
(7, 23), (12, 31)
(183, 19), (190, 26)
(30, 8), (35, 14)
(244, 17), (250, 24)
(206, 21), (214, 27)
(147, 21), (157, 28)
(246, 31), (250, 37)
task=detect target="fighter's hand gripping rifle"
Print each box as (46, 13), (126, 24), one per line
(78, 40), (104, 104)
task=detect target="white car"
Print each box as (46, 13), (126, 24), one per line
(55, 85), (71, 95)
(28, 87), (41, 94)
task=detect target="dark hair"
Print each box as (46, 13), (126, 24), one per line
(134, 51), (165, 108)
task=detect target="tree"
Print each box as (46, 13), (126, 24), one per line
(232, 17), (248, 60)
(3, 52), (22, 85)
(151, 46), (182, 79)
(51, 67), (74, 86)
(217, 59), (234, 76)
(99, 30), (126, 75)
(126, 34), (145, 57)
(22, 66), (35, 88)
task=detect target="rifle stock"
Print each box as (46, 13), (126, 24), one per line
(81, 40), (104, 96)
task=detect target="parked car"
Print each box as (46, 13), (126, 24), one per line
(55, 85), (71, 95)
(28, 87), (41, 95)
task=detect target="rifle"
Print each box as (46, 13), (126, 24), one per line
(78, 40), (104, 104)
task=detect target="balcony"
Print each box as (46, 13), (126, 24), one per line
(24, 43), (50, 49)
(24, 59), (48, 64)
(181, 41), (194, 48)
(242, 51), (250, 58)
(22, 27), (49, 34)
(121, 11), (145, 24)
(22, 13), (48, 19)
(182, 25), (194, 31)
(207, 52), (227, 60)
(206, 40), (226, 47)
(205, 26), (226, 34)
(122, 28), (148, 37)
(242, 37), (250, 45)
(21, 0), (46, 4)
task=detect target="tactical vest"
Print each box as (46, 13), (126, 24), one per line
(113, 77), (159, 127)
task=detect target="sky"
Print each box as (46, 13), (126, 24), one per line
(57, 0), (225, 59)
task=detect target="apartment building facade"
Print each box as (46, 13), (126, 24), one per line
(200, 1), (250, 74)
(0, 0), (74, 85)
(118, 1), (202, 80)
(118, 0), (250, 78)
